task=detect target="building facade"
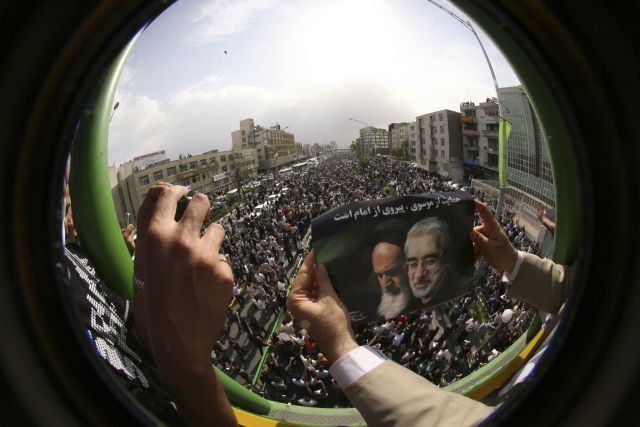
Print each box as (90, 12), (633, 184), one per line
(231, 118), (297, 171)
(110, 148), (258, 227)
(499, 86), (555, 207)
(460, 99), (500, 179)
(359, 126), (390, 156)
(388, 122), (417, 158)
(416, 109), (463, 181)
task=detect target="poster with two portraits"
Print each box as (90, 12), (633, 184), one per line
(312, 192), (475, 323)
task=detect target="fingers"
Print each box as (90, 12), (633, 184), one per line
(136, 182), (174, 232)
(474, 199), (498, 234)
(180, 193), (210, 236)
(202, 223), (226, 255)
(287, 252), (316, 303)
(154, 185), (190, 223)
(470, 227), (488, 246)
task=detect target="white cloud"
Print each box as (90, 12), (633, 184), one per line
(186, 0), (279, 44)
(109, 73), (434, 164)
(109, 0), (521, 163)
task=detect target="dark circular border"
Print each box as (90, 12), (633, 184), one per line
(0, 1), (638, 425)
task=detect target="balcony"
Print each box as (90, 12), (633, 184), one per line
(464, 144), (479, 151)
(482, 130), (498, 137)
(463, 129), (480, 137)
(460, 115), (476, 123)
(480, 115), (498, 124)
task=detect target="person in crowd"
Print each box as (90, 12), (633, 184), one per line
(111, 153), (548, 423)
(536, 204), (556, 236)
(286, 199), (567, 426)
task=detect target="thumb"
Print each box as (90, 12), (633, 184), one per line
(315, 264), (338, 299)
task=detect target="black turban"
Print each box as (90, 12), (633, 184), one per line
(371, 219), (410, 248)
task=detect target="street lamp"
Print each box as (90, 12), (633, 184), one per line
(110, 101), (120, 122)
(427, 0), (507, 219)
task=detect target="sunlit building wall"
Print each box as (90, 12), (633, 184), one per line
(416, 109), (463, 181)
(499, 86), (555, 207)
(110, 148), (257, 227)
(232, 118), (297, 171)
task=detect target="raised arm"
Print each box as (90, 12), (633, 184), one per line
(133, 183), (237, 426)
(286, 251), (358, 361)
(471, 200), (566, 313)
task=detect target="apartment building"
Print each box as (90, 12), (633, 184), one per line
(388, 122), (418, 157)
(110, 148), (258, 227)
(460, 99), (500, 179)
(415, 110), (463, 181)
(231, 118), (297, 171)
(359, 126), (390, 156)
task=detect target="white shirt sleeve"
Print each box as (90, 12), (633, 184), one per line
(503, 250), (525, 282)
(329, 346), (388, 389)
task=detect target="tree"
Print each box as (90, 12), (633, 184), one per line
(391, 146), (404, 158)
(402, 139), (410, 160)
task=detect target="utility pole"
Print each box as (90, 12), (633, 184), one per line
(427, 0), (507, 220)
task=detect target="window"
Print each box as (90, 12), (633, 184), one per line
(439, 126), (444, 134)
(179, 164), (187, 172)
(200, 159), (207, 167)
(220, 155), (226, 162)
(441, 138), (445, 146)
(191, 175), (200, 183)
(222, 165), (227, 172)
(189, 161), (197, 169)
(441, 150), (445, 159)
(139, 175), (149, 186)
(241, 130), (245, 135)
(438, 113), (443, 121)
(209, 158), (216, 163)
(153, 170), (163, 181)
(167, 166), (177, 176)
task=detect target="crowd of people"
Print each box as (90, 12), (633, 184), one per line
(206, 152), (545, 408)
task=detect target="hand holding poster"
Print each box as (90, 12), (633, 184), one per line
(311, 192), (475, 323)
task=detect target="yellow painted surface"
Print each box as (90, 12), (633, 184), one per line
(467, 328), (546, 400)
(233, 407), (294, 427)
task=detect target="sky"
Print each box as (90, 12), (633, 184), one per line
(108, 0), (521, 165)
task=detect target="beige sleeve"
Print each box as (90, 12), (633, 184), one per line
(343, 360), (493, 427)
(507, 252), (567, 314)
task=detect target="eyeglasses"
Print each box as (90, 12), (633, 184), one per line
(405, 254), (442, 271)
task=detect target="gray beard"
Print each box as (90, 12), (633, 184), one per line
(411, 267), (449, 301)
(377, 285), (411, 319)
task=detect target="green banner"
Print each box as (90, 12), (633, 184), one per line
(498, 117), (512, 189)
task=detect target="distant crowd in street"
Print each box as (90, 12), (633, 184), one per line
(208, 153), (542, 407)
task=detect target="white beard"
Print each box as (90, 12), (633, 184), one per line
(377, 286), (411, 319)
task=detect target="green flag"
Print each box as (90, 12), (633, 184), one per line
(498, 117), (512, 189)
